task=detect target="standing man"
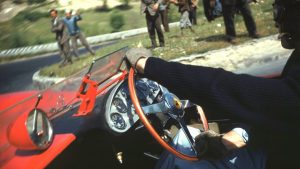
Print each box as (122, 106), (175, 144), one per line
(170, 0), (195, 35)
(189, 0), (198, 25)
(159, 2), (170, 32)
(50, 9), (72, 67)
(213, 0), (259, 42)
(141, 0), (165, 48)
(63, 9), (95, 58)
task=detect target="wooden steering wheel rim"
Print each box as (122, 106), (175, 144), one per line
(128, 68), (200, 161)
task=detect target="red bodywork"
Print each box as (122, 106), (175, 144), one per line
(0, 48), (128, 169)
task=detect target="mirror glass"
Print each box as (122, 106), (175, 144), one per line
(26, 109), (54, 149)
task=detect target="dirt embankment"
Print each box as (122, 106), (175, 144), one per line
(173, 35), (293, 74)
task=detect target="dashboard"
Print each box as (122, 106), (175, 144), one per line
(105, 78), (161, 133)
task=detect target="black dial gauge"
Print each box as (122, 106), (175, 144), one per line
(110, 113), (126, 130)
(112, 98), (128, 114)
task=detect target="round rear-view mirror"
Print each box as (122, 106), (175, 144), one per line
(26, 109), (54, 149)
(7, 109), (54, 150)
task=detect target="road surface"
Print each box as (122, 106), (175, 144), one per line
(0, 43), (114, 94)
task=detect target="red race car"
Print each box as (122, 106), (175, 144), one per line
(0, 47), (285, 169)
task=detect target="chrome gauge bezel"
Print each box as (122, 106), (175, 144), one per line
(105, 81), (139, 133)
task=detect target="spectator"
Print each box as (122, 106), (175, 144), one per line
(141, 0), (165, 48)
(189, 0), (199, 25)
(50, 9), (72, 67)
(63, 9), (95, 58)
(213, 0), (259, 42)
(170, 0), (195, 35)
(159, 2), (170, 32)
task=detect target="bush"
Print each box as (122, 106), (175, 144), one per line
(11, 31), (28, 48)
(14, 10), (48, 22)
(110, 12), (125, 32)
(121, 0), (130, 6)
(13, 0), (26, 4)
(27, 0), (47, 4)
(168, 5), (180, 22)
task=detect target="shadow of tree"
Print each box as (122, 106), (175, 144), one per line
(195, 34), (226, 42)
(114, 4), (133, 10)
(194, 33), (249, 42)
(94, 6), (112, 12)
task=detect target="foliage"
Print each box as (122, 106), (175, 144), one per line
(110, 12), (125, 32)
(121, 0), (130, 6)
(168, 4), (180, 22)
(27, 0), (47, 4)
(11, 31), (28, 48)
(13, 0), (26, 4)
(14, 10), (48, 22)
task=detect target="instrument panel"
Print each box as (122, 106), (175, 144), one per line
(105, 78), (161, 133)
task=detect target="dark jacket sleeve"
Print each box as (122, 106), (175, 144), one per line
(51, 19), (64, 33)
(143, 56), (300, 132)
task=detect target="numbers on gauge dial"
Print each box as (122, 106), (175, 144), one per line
(110, 113), (126, 130)
(112, 97), (128, 114)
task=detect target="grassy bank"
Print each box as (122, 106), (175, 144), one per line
(27, 0), (277, 77)
(0, 1), (146, 50)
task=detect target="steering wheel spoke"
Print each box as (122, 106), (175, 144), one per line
(128, 68), (208, 161)
(142, 102), (169, 115)
(176, 117), (198, 155)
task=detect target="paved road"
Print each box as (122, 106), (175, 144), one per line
(0, 43), (114, 94)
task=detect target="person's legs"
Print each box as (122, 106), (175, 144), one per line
(221, 3), (236, 41)
(156, 127), (266, 169)
(62, 40), (72, 64)
(58, 42), (67, 67)
(237, 0), (258, 38)
(146, 12), (158, 48)
(180, 10), (193, 35)
(189, 7), (197, 25)
(160, 9), (170, 32)
(78, 32), (95, 55)
(154, 14), (165, 47)
(71, 36), (79, 58)
(193, 8), (197, 25)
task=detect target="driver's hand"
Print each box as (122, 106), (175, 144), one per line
(126, 48), (151, 73)
(194, 130), (229, 160)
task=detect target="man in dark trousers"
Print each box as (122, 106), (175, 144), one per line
(141, 0), (165, 48)
(50, 9), (72, 67)
(63, 9), (95, 58)
(215, 0), (259, 42)
(189, 0), (198, 25)
(159, 2), (170, 32)
(126, 0), (300, 168)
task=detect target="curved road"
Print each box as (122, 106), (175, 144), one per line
(0, 43), (114, 94)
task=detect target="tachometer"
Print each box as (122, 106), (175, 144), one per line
(110, 113), (126, 130)
(112, 98), (128, 114)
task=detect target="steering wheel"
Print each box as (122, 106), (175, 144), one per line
(128, 68), (209, 161)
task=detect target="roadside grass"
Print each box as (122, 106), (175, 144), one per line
(0, 2), (145, 50)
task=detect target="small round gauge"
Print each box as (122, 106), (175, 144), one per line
(112, 98), (128, 114)
(110, 113), (126, 130)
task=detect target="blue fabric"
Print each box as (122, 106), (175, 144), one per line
(213, 0), (222, 16)
(63, 15), (82, 36)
